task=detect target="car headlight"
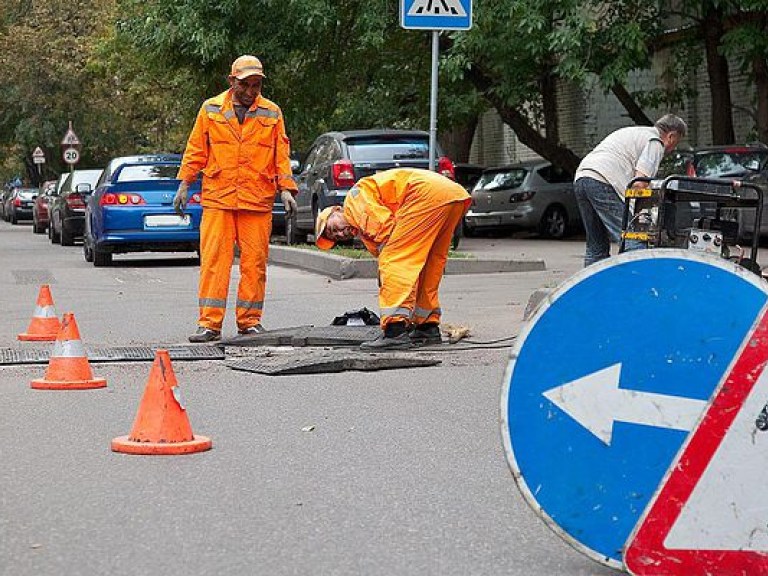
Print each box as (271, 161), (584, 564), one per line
(509, 191), (535, 203)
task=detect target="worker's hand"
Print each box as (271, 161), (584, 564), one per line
(174, 181), (190, 216)
(281, 190), (297, 217)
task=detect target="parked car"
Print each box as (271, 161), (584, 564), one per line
(288, 129), (455, 244)
(32, 179), (60, 234)
(83, 154), (202, 267)
(271, 157), (302, 238)
(463, 161), (582, 239)
(0, 185), (14, 221)
(5, 187), (38, 224)
(49, 169), (102, 245)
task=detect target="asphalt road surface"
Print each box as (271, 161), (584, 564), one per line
(0, 220), (613, 576)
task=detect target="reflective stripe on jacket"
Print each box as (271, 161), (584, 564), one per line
(343, 168), (470, 253)
(177, 90), (297, 211)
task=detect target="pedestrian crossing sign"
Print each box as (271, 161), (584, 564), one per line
(400, 0), (472, 30)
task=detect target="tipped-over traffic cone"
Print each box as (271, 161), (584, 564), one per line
(18, 284), (61, 341)
(111, 350), (211, 455)
(30, 313), (107, 390)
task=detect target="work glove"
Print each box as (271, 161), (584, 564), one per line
(281, 190), (297, 217)
(173, 181), (190, 216)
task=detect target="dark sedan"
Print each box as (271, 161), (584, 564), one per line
(5, 187), (38, 224)
(32, 179), (60, 233)
(49, 169), (103, 245)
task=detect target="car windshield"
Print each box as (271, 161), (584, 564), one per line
(345, 137), (430, 162)
(475, 169), (527, 191)
(17, 188), (37, 198)
(695, 151), (768, 178)
(116, 164), (180, 182)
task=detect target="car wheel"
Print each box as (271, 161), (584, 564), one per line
(539, 205), (568, 239)
(83, 240), (94, 263)
(10, 210), (17, 225)
(60, 223), (75, 246)
(32, 216), (44, 234)
(51, 217), (61, 244)
(93, 247), (112, 267)
(463, 221), (476, 238)
(285, 212), (300, 245)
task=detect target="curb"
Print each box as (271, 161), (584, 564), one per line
(268, 245), (545, 280)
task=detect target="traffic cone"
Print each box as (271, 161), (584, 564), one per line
(30, 313), (106, 390)
(111, 350), (211, 455)
(18, 284), (61, 341)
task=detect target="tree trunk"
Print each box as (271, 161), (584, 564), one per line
(611, 84), (653, 126)
(439, 114), (478, 164)
(465, 64), (581, 173)
(541, 70), (559, 143)
(753, 57), (768, 144)
(703, 7), (735, 144)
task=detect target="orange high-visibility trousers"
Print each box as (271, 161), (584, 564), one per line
(198, 208), (271, 331)
(377, 200), (466, 328)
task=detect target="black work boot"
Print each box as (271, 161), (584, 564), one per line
(360, 322), (413, 350)
(189, 326), (221, 343)
(410, 322), (442, 346)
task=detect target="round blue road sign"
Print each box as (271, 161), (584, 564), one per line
(501, 250), (768, 568)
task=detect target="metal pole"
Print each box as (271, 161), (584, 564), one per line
(428, 30), (439, 172)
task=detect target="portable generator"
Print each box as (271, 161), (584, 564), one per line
(620, 175), (764, 274)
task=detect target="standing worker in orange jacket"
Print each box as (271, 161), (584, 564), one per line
(315, 168), (470, 350)
(174, 55), (298, 342)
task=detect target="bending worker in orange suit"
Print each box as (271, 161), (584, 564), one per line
(315, 168), (470, 350)
(175, 55), (298, 343)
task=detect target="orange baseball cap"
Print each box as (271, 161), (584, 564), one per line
(230, 55), (266, 79)
(315, 206), (339, 251)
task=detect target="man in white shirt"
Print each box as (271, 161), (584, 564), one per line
(574, 114), (687, 266)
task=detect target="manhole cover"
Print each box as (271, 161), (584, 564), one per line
(222, 325), (382, 347)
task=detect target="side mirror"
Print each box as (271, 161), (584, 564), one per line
(746, 159), (761, 172)
(75, 183), (93, 194)
(290, 159), (301, 175)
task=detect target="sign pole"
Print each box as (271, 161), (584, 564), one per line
(428, 30), (439, 172)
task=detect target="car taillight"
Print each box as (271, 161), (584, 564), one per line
(188, 193), (201, 204)
(438, 156), (455, 180)
(13, 197), (21, 207)
(66, 194), (86, 209)
(99, 193), (146, 206)
(332, 159), (356, 188)
(510, 191), (535, 203)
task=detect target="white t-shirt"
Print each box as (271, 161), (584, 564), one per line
(575, 126), (665, 199)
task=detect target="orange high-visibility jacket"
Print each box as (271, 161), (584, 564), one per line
(177, 90), (297, 211)
(343, 169), (470, 255)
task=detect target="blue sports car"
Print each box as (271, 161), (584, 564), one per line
(83, 154), (202, 267)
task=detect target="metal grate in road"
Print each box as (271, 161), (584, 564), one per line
(0, 345), (224, 366)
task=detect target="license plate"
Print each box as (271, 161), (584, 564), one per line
(144, 214), (191, 228)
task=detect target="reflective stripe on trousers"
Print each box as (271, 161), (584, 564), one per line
(198, 208), (271, 331)
(378, 200), (466, 328)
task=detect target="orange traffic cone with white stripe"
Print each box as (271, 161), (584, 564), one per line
(111, 350), (211, 455)
(18, 284), (61, 341)
(30, 313), (106, 390)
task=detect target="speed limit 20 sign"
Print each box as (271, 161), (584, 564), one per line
(63, 147), (80, 165)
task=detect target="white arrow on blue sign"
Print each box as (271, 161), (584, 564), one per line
(400, 0), (472, 30)
(501, 250), (768, 568)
